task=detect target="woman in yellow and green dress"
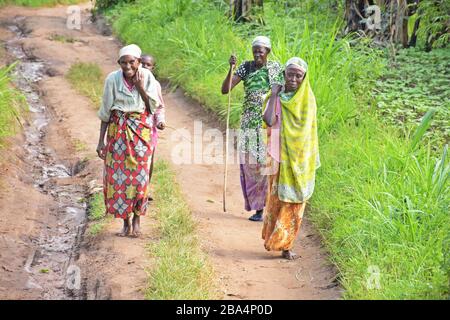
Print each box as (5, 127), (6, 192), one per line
(262, 57), (320, 259)
(96, 44), (161, 237)
(222, 36), (284, 221)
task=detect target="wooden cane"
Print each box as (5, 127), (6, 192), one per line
(223, 59), (235, 212)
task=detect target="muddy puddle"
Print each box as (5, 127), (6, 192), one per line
(5, 17), (87, 300)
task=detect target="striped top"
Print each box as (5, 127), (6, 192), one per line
(97, 68), (160, 123)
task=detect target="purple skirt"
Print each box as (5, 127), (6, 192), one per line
(239, 163), (267, 211)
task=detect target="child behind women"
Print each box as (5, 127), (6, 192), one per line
(141, 54), (166, 200)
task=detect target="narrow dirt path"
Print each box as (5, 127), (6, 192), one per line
(0, 3), (341, 300)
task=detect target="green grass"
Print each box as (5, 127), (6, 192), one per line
(0, 0), (81, 7)
(0, 63), (26, 148)
(48, 33), (76, 43)
(146, 160), (217, 300)
(371, 48), (450, 144)
(86, 192), (110, 236)
(73, 138), (87, 152)
(312, 112), (449, 299)
(66, 62), (103, 108)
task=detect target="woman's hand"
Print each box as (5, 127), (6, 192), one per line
(96, 141), (106, 160)
(271, 84), (282, 95)
(229, 54), (237, 69)
(132, 70), (145, 91)
(133, 70), (151, 112)
(156, 122), (165, 130)
(221, 54), (240, 94)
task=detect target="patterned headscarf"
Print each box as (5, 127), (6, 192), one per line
(252, 36), (271, 49)
(285, 57), (308, 73)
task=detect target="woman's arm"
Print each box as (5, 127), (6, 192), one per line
(96, 121), (109, 160)
(263, 84), (282, 127)
(155, 81), (165, 130)
(221, 54), (241, 94)
(134, 70), (152, 114)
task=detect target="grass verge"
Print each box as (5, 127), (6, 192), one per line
(66, 62), (103, 108)
(48, 33), (77, 43)
(0, 63), (26, 148)
(146, 160), (217, 300)
(86, 192), (110, 236)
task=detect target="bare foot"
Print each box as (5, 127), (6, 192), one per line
(131, 215), (141, 238)
(116, 218), (131, 237)
(282, 250), (299, 260)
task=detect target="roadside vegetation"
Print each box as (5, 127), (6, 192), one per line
(66, 62), (103, 108)
(0, 63), (27, 148)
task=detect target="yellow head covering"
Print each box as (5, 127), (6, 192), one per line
(278, 70), (320, 202)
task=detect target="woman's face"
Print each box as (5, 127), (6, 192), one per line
(284, 65), (306, 92)
(118, 55), (140, 78)
(252, 45), (269, 66)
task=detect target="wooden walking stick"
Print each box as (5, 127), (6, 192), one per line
(223, 57), (235, 212)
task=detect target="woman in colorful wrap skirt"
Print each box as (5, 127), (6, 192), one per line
(96, 44), (161, 237)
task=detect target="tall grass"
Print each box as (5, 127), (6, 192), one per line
(0, 63), (26, 147)
(313, 112), (449, 299)
(104, 0), (449, 299)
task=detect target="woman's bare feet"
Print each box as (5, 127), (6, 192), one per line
(282, 250), (299, 260)
(131, 214), (141, 238)
(117, 218), (131, 237)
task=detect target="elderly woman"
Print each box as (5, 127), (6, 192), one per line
(222, 36), (283, 221)
(262, 57), (320, 260)
(96, 44), (161, 237)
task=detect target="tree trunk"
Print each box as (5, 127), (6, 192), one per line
(344, 0), (414, 48)
(408, 0), (420, 47)
(231, 0), (264, 22)
(409, 17), (420, 47)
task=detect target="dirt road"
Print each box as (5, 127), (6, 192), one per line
(0, 3), (341, 299)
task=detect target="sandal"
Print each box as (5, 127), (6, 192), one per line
(249, 212), (263, 222)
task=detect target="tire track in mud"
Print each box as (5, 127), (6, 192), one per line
(4, 16), (88, 300)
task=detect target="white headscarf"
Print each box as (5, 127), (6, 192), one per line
(252, 36), (271, 49)
(118, 44), (142, 60)
(285, 57), (308, 73)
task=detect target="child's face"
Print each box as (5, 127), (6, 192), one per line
(141, 57), (155, 71)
